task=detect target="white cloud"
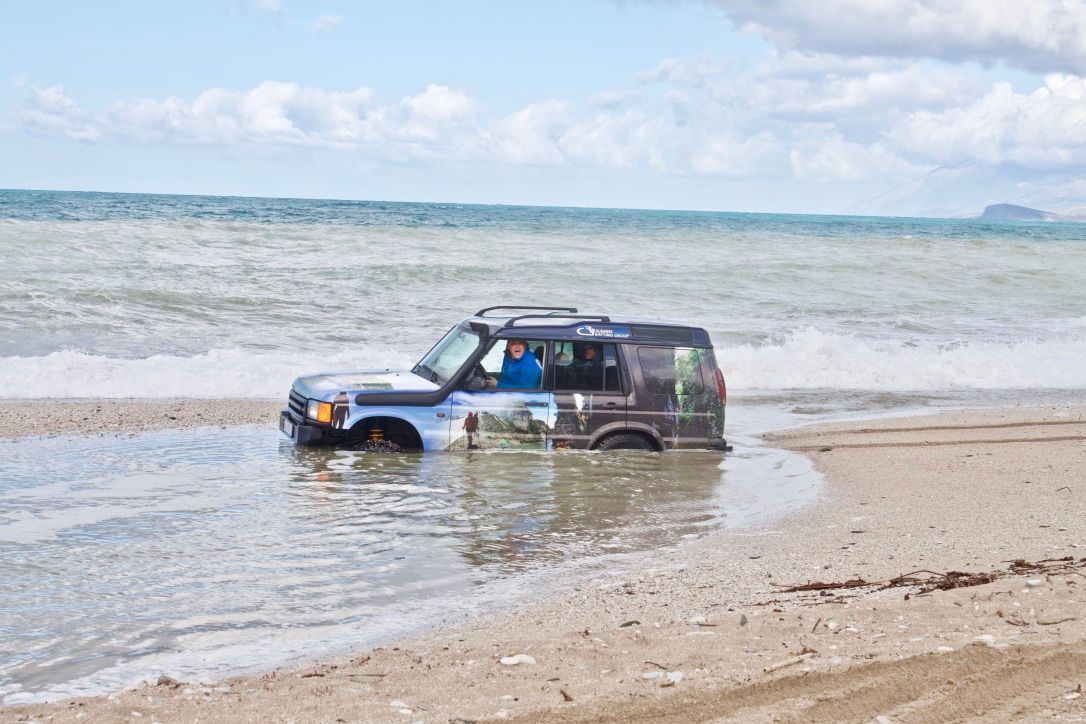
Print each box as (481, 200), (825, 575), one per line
(362, 84), (482, 155)
(637, 51), (982, 127)
(10, 76), (919, 184)
(18, 84), (101, 142)
(488, 100), (574, 165)
(484, 95), (784, 177)
(557, 112), (677, 172)
(707, 0), (1086, 74)
(310, 14), (342, 32)
(640, 53), (724, 86)
(14, 58), (1086, 198)
(895, 74), (1086, 167)
(689, 131), (782, 176)
(105, 82), (378, 147)
(21, 82), (488, 159)
(748, 55), (981, 120)
(587, 89), (642, 109)
(790, 134), (927, 183)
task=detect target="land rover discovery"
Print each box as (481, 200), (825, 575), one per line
(280, 307), (727, 452)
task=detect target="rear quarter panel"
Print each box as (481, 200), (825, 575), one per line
(622, 344), (718, 449)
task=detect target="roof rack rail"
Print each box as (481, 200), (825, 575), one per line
(475, 305), (577, 317)
(505, 313), (612, 327)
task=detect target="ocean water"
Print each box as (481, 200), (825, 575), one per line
(2, 188), (1085, 398)
(2, 189), (1085, 703)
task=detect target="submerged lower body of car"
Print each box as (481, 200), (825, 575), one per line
(280, 387), (728, 452)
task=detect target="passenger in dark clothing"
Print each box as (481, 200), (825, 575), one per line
(569, 343), (603, 390)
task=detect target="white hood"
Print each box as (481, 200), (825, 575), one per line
(293, 369), (439, 400)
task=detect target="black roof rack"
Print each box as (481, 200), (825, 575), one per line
(465, 310), (711, 346)
(505, 313), (611, 327)
(475, 305), (577, 317)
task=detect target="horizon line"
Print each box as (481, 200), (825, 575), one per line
(0, 186), (987, 222)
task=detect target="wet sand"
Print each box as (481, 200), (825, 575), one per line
(0, 399), (282, 439)
(5, 403), (1086, 722)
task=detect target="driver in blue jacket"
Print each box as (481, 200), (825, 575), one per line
(492, 338), (542, 389)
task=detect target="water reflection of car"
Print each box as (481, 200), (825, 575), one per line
(280, 306), (729, 452)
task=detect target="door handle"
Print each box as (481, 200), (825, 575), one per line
(604, 402), (619, 408)
(525, 401), (549, 407)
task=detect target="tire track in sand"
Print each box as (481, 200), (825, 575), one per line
(546, 642), (1086, 723)
(789, 434), (1086, 451)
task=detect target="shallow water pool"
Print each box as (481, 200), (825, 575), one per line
(0, 410), (820, 704)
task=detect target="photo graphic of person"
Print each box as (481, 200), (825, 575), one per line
(463, 411), (479, 448)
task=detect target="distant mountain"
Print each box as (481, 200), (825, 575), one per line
(978, 203), (1050, 220)
(854, 162), (1086, 219)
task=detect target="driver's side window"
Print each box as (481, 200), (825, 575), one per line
(475, 339), (546, 390)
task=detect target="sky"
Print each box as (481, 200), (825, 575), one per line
(2, 0), (1085, 216)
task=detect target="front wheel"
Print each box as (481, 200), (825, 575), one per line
(339, 438), (405, 453)
(595, 433), (656, 451)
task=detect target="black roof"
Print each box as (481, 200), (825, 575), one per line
(466, 306), (712, 347)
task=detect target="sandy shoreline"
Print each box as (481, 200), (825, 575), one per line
(5, 403), (1086, 722)
(0, 399), (283, 439)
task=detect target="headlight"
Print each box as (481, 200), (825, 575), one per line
(307, 399), (333, 423)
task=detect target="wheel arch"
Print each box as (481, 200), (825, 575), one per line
(591, 425), (663, 451)
(347, 414), (425, 450)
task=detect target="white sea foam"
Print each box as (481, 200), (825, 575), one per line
(0, 347), (415, 399)
(1, 329), (1084, 398)
(723, 328), (1086, 390)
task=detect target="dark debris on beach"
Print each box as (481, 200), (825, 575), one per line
(766, 556), (1086, 604)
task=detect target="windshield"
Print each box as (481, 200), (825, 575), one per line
(413, 326), (480, 384)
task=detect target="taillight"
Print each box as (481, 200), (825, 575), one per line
(715, 368), (727, 404)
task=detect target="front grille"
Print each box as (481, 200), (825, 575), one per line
(288, 389), (306, 418)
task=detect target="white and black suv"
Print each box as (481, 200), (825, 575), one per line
(281, 306), (728, 452)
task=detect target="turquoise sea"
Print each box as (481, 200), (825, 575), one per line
(2, 188), (1085, 398)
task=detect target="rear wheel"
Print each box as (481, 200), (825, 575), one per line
(595, 432), (656, 451)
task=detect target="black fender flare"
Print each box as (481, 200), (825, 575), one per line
(590, 422), (664, 451)
(347, 414), (424, 445)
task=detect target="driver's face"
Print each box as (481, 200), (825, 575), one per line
(507, 341), (526, 359)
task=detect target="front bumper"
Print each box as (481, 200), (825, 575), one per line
(279, 410), (346, 445)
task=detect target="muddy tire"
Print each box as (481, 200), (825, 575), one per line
(595, 433), (656, 451)
(340, 439), (404, 453)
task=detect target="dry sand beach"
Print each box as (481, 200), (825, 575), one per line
(5, 403), (1086, 723)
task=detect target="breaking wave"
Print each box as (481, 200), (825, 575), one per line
(2, 329), (1084, 398)
(0, 347), (415, 399)
(723, 328), (1086, 390)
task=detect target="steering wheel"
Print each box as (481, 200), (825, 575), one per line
(467, 363), (490, 390)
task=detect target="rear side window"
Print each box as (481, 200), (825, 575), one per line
(629, 325), (694, 342)
(553, 341), (622, 392)
(637, 347), (706, 396)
